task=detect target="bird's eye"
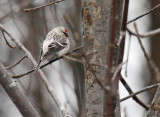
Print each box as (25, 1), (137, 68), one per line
(65, 29), (68, 32)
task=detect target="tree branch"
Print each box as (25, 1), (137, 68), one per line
(23, 0), (65, 12)
(5, 55), (27, 69)
(0, 24), (69, 117)
(127, 3), (160, 24)
(120, 83), (159, 102)
(134, 22), (160, 79)
(120, 77), (149, 110)
(127, 27), (160, 38)
(1, 30), (16, 49)
(12, 45), (83, 78)
(0, 63), (40, 117)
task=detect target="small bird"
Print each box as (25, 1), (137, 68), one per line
(37, 27), (70, 69)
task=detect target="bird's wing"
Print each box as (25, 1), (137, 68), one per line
(47, 41), (67, 55)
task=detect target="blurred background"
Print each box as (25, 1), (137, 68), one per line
(121, 0), (160, 117)
(0, 0), (83, 117)
(0, 0), (159, 117)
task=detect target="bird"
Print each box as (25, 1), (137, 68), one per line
(36, 27), (70, 69)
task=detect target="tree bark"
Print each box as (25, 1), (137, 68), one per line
(105, 0), (124, 117)
(0, 63), (40, 117)
(82, 0), (111, 116)
(82, 0), (125, 116)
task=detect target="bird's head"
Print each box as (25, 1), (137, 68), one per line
(42, 27), (69, 56)
(55, 27), (69, 38)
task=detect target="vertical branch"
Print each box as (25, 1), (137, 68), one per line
(105, 0), (125, 117)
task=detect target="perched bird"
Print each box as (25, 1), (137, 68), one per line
(37, 27), (70, 69)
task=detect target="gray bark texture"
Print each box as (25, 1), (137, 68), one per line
(82, 0), (111, 116)
(82, 0), (110, 117)
(105, 0), (124, 117)
(0, 63), (40, 117)
(82, 0), (125, 117)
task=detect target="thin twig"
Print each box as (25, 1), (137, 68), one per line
(12, 45), (83, 78)
(134, 22), (160, 84)
(64, 14), (79, 44)
(0, 24), (69, 117)
(64, 14), (75, 29)
(120, 83), (159, 102)
(63, 54), (108, 69)
(115, 31), (126, 47)
(43, 45), (83, 68)
(62, 55), (83, 63)
(127, 3), (160, 24)
(112, 60), (127, 82)
(127, 27), (160, 38)
(134, 22), (159, 73)
(0, 0), (33, 22)
(69, 52), (82, 57)
(125, 34), (131, 77)
(1, 30), (16, 49)
(23, 0), (65, 12)
(120, 77), (149, 110)
(120, 0), (129, 77)
(5, 55), (27, 69)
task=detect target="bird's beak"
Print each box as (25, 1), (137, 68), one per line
(64, 32), (69, 38)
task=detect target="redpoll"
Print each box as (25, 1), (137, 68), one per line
(37, 27), (70, 68)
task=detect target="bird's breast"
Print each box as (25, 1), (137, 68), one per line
(43, 40), (52, 54)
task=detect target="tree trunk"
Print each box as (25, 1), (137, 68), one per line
(82, 0), (125, 116)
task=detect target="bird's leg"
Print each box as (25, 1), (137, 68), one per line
(36, 59), (42, 70)
(35, 49), (43, 70)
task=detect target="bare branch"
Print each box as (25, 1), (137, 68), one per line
(62, 55), (83, 63)
(125, 34), (131, 77)
(64, 14), (79, 44)
(120, 83), (159, 102)
(0, 63), (40, 117)
(112, 60), (127, 82)
(115, 31), (126, 47)
(23, 0), (65, 12)
(127, 27), (160, 38)
(63, 54), (108, 69)
(120, 77), (149, 110)
(5, 55), (27, 69)
(1, 30), (16, 49)
(127, 3), (160, 24)
(12, 45), (83, 78)
(0, 24), (69, 117)
(134, 22), (160, 78)
(64, 14), (75, 29)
